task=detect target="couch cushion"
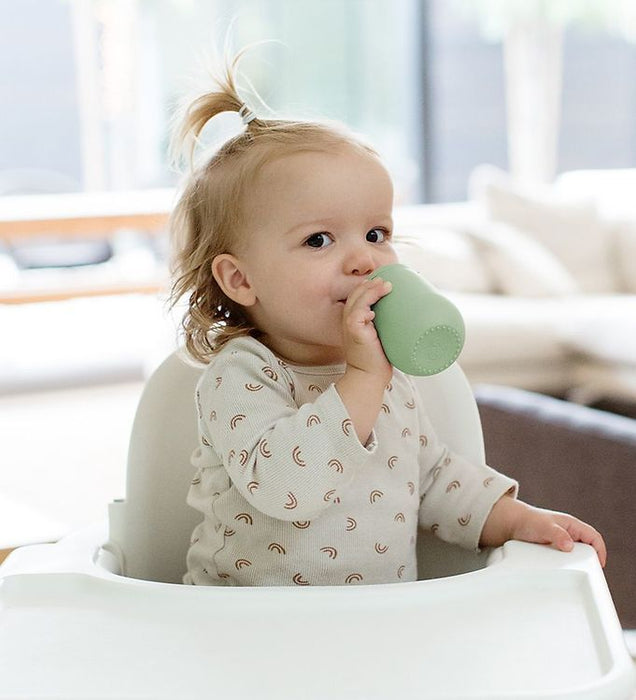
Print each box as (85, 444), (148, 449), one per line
(555, 170), (636, 294)
(448, 293), (573, 391)
(448, 293), (568, 365)
(614, 221), (636, 294)
(555, 168), (636, 220)
(393, 227), (493, 294)
(464, 221), (579, 297)
(557, 295), (636, 368)
(470, 165), (618, 293)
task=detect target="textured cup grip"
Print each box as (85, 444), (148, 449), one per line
(369, 264), (465, 376)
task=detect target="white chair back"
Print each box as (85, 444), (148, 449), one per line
(106, 351), (489, 583)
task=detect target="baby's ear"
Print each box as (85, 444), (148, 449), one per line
(212, 254), (256, 307)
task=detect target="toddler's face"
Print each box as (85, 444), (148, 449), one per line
(236, 145), (398, 365)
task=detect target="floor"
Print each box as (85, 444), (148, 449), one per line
(0, 380), (143, 548)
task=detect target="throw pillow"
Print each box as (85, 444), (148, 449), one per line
(392, 226), (493, 294)
(465, 222), (579, 297)
(470, 165), (618, 293)
(614, 220), (636, 294)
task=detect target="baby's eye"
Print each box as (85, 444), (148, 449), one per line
(304, 232), (333, 249)
(366, 227), (389, 243)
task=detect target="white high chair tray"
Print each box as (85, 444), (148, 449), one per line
(0, 540), (634, 699)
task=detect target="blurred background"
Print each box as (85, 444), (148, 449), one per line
(3, 0), (636, 201)
(2, 0), (636, 546)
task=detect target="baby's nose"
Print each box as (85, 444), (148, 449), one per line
(346, 249), (376, 277)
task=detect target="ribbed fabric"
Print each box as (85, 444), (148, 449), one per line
(184, 337), (517, 586)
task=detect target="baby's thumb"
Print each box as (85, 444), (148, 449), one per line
(549, 523), (574, 553)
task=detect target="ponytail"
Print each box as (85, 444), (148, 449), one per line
(169, 50), (378, 363)
(170, 49), (263, 169)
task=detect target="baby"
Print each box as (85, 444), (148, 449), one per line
(170, 56), (606, 586)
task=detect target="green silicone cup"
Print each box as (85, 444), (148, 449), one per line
(369, 264), (465, 376)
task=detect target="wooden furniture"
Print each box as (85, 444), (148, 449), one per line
(0, 550), (12, 565)
(0, 188), (175, 304)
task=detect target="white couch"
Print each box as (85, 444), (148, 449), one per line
(392, 167), (636, 404)
(3, 168), (635, 406)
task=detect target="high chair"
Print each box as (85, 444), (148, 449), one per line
(1, 351), (634, 699)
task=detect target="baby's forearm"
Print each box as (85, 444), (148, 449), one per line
(336, 366), (388, 445)
(479, 494), (519, 548)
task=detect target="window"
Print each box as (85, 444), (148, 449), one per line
(1, 0), (635, 204)
(0, 0), (424, 202)
(426, 0), (636, 200)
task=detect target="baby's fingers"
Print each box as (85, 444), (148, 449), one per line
(556, 515), (607, 568)
(544, 522), (575, 554)
(343, 279), (392, 339)
(346, 278), (392, 312)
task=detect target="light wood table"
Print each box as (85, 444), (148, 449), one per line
(0, 188), (175, 238)
(0, 188), (176, 303)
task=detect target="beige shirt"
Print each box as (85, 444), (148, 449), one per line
(184, 336), (517, 586)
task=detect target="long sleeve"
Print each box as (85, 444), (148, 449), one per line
(414, 390), (518, 551)
(196, 337), (376, 520)
(185, 337), (519, 586)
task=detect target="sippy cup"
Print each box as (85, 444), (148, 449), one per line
(368, 263), (465, 376)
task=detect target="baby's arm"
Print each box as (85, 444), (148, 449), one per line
(480, 495), (607, 567)
(335, 278), (393, 444)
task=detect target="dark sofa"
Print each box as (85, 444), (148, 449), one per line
(475, 385), (636, 630)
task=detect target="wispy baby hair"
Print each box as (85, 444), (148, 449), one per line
(169, 49), (378, 363)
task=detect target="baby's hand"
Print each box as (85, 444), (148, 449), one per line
(335, 278), (394, 444)
(480, 497), (607, 567)
(341, 277), (393, 381)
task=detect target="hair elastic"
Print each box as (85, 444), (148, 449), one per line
(238, 104), (257, 125)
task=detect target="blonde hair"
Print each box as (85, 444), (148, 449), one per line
(169, 52), (378, 364)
